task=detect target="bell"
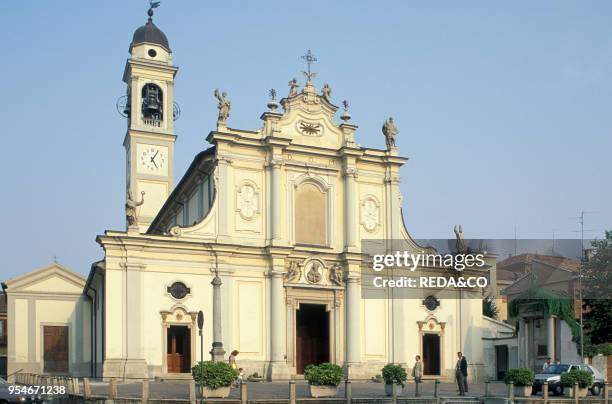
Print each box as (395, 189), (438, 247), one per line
(144, 97), (160, 114)
(142, 84), (163, 120)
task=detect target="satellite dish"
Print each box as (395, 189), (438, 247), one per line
(116, 95), (130, 118)
(173, 101), (181, 121)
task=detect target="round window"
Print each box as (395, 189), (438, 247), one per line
(148, 49), (157, 58)
(167, 282), (190, 300)
(423, 295), (440, 311)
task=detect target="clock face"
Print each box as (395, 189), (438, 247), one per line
(139, 146), (166, 172)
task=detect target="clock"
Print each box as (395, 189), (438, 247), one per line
(137, 145), (167, 174)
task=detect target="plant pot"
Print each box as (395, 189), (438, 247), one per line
(309, 384), (339, 398)
(385, 383), (404, 397)
(513, 385), (533, 397)
(564, 387), (588, 398)
(202, 386), (231, 398)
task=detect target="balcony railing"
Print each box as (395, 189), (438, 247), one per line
(142, 118), (162, 127)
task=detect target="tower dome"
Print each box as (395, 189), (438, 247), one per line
(129, 10), (170, 53)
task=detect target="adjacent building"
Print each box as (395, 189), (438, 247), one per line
(499, 253), (582, 370)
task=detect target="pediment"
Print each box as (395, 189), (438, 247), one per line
(5, 263), (85, 294)
(276, 81), (344, 149)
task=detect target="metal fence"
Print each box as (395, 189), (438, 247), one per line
(10, 373), (611, 404)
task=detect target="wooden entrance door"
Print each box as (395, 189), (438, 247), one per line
(167, 326), (191, 373)
(43, 326), (69, 373)
(422, 334), (441, 375)
(296, 304), (329, 374)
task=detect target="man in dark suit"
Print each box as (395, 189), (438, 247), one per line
(455, 351), (468, 395)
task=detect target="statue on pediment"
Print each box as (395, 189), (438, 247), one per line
(214, 89), (231, 126)
(288, 78), (299, 97)
(126, 190), (145, 226)
(330, 264), (344, 286)
(284, 260), (301, 283)
(321, 83), (332, 101)
(382, 117), (398, 149)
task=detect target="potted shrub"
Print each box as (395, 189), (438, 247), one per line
(191, 361), (238, 398)
(504, 368), (535, 397)
(304, 363), (343, 398)
(382, 364), (407, 397)
(561, 370), (592, 398)
(247, 372), (263, 382)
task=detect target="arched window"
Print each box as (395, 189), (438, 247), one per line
(295, 182), (326, 245)
(141, 83), (163, 121)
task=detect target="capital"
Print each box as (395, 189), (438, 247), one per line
(343, 167), (358, 178)
(211, 275), (222, 287)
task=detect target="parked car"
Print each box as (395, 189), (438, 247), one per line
(533, 364), (605, 396)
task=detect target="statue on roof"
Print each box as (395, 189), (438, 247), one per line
(454, 224), (467, 254)
(126, 190), (145, 227)
(214, 89), (231, 127)
(321, 83), (332, 101)
(382, 117), (398, 149)
(288, 78), (299, 97)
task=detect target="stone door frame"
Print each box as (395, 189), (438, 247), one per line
(285, 286), (343, 372)
(160, 304), (198, 375)
(417, 316), (446, 377)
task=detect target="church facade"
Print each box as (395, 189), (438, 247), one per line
(5, 8), (513, 382)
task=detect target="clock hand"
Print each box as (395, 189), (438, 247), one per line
(152, 159), (158, 169)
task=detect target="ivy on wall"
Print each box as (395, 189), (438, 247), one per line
(508, 286), (581, 351)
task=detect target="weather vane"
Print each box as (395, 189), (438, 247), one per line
(301, 49), (317, 81)
(148, 0), (161, 17)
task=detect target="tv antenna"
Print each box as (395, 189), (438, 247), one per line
(573, 209), (599, 361)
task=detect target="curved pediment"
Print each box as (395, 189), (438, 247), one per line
(276, 81), (344, 149)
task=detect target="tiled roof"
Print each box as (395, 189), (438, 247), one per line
(497, 253), (581, 272)
(497, 268), (519, 282)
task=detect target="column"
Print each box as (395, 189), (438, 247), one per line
(270, 159), (282, 243)
(547, 316), (555, 360)
(343, 168), (358, 251)
(522, 318), (529, 368)
(210, 275), (226, 361)
(216, 156), (232, 241)
(345, 276), (362, 372)
(270, 272), (285, 362)
(268, 270), (292, 379)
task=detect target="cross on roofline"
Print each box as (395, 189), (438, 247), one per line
(301, 49), (317, 81)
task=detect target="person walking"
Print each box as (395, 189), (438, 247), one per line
(542, 357), (551, 371)
(412, 355), (423, 397)
(455, 352), (468, 396)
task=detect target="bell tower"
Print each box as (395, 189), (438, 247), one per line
(121, 4), (177, 233)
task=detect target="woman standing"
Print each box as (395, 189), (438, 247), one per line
(229, 350), (239, 370)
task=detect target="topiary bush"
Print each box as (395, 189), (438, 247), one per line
(191, 361), (239, 389)
(382, 363), (408, 388)
(304, 363), (343, 386)
(504, 368), (535, 386)
(560, 369), (593, 388)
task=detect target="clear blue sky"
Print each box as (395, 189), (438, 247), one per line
(1, 1), (610, 279)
